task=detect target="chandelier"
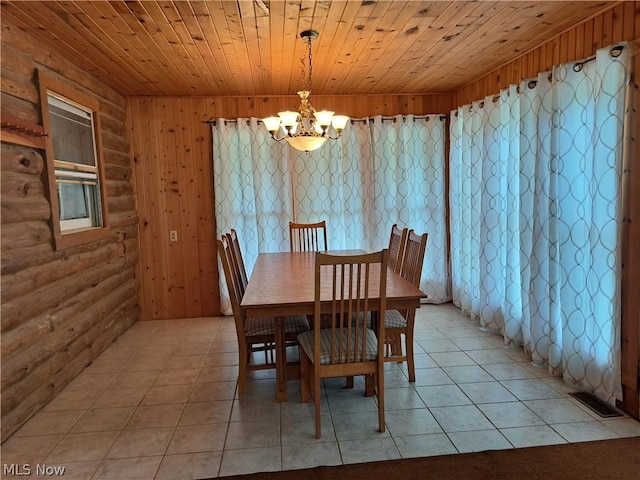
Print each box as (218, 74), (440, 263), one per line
(262, 30), (349, 152)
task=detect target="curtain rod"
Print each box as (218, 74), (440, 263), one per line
(452, 43), (628, 117)
(573, 44), (624, 72)
(204, 115), (447, 125)
(351, 115), (448, 123)
(453, 42), (627, 116)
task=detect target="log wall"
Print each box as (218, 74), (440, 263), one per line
(0, 19), (140, 441)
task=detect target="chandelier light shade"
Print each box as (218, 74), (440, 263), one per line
(263, 30), (349, 152)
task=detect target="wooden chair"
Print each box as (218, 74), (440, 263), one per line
(388, 224), (408, 273)
(218, 236), (310, 394)
(384, 230), (427, 382)
(289, 220), (328, 252)
(225, 229), (248, 290)
(297, 249), (389, 438)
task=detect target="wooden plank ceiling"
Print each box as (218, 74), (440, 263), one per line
(1, 1), (617, 97)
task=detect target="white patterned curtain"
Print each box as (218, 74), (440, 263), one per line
(289, 120), (374, 251)
(449, 103), (485, 316)
(212, 118), (293, 313)
(213, 115), (450, 314)
(369, 115), (449, 301)
(449, 44), (628, 403)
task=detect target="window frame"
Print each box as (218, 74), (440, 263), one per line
(38, 71), (110, 250)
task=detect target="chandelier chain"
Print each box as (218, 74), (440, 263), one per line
(306, 34), (313, 93)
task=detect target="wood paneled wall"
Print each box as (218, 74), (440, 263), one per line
(454, 1), (639, 105)
(453, 1), (640, 419)
(0, 19), (139, 441)
(128, 97), (218, 321)
(128, 93), (453, 321)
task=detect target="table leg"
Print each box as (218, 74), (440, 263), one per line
(275, 316), (288, 401)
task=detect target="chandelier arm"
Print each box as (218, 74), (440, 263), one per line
(269, 131), (288, 141)
(321, 132), (343, 140)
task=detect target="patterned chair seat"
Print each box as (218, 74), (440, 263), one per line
(245, 315), (310, 337)
(298, 327), (378, 364)
(365, 309), (407, 329)
(383, 310), (407, 328)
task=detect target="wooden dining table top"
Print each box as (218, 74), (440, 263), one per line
(240, 250), (427, 317)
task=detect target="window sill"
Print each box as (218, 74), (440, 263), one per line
(54, 226), (111, 250)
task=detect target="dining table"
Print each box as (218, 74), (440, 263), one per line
(240, 249), (427, 401)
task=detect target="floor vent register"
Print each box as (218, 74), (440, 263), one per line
(569, 391), (623, 418)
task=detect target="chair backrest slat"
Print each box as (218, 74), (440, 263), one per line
(217, 237), (243, 327)
(225, 229), (248, 297)
(227, 229), (248, 288)
(400, 230), (428, 288)
(290, 220), (328, 252)
(388, 224), (408, 273)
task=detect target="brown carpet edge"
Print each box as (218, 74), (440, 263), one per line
(215, 436), (640, 480)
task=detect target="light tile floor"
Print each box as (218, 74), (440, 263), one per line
(2, 303), (640, 479)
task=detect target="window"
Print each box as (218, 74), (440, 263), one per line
(39, 71), (109, 249)
(48, 94), (103, 231)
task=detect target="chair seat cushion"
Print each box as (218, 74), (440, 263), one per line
(365, 309), (407, 329)
(384, 309), (407, 328)
(246, 315), (310, 337)
(297, 328), (378, 364)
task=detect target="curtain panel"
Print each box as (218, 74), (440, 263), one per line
(449, 43), (629, 403)
(369, 116), (450, 302)
(212, 115), (450, 315)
